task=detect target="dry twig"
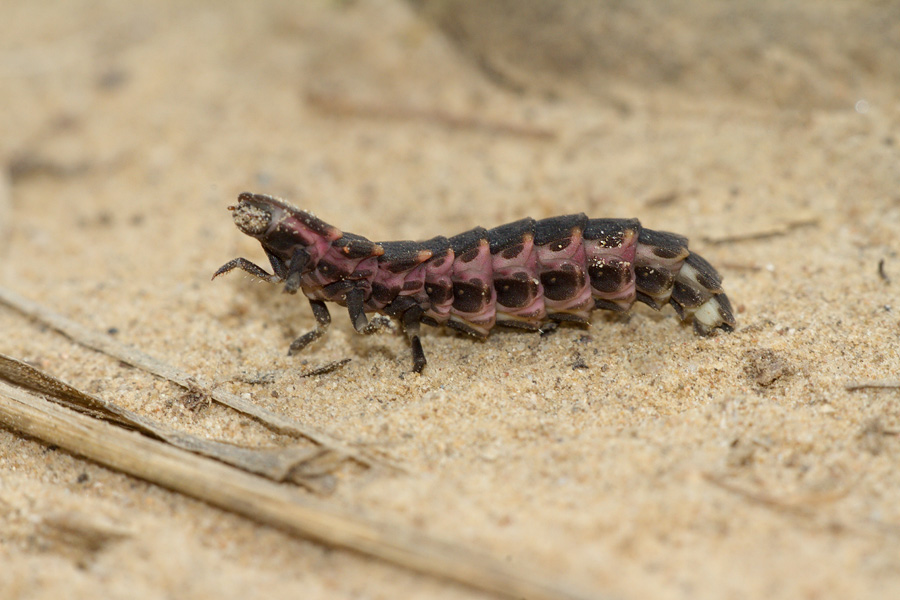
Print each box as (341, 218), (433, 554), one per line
(0, 285), (388, 470)
(718, 262), (766, 272)
(703, 472), (855, 514)
(299, 358), (351, 378)
(845, 380), (900, 391)
(643, 190), (680, 208)
(701, 218), (819, 245)
(0, 167), (10, 259)
(306, 91), (556, 141)
(878, 258), (891, 284)
(0, 354), (335, 492)
(0, 385), (598, 600)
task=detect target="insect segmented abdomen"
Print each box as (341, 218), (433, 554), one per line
(214, 193), (736, 373)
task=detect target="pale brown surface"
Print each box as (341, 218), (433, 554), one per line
(2, 1), (899, 599)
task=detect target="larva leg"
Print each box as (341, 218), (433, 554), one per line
(548, 312), (590, 325)
(282, 249), (310, 295)
(264, 249), (288, 279)
(288, 299), (331, 355)
(380, 296), (428, 372)
(401, 306), (427, 373)
(594, 299), (628, 313)
(345, 288), (391, 335)
(212, 258), (281, 283)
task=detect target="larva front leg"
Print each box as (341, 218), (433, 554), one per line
(212, 257), (282, 284)
(382, 295), (429, 374)
(288, 298), (331, 355)
(282, 248), (310, 294)
(288, 280), (363, 355)
(212, 245), (293, 286)
(345, 287), (391, 335)
(401, 306), (427, 374)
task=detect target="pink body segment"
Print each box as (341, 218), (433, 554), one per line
(492, 233), (545, 327)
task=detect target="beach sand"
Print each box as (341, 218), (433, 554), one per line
(2, 2), (899, 598)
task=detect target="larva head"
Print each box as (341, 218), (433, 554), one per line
(230, 192), (342, 262)
(230, 194), (275, 236)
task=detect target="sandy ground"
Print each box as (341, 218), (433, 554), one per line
(1, 1), (899, 599)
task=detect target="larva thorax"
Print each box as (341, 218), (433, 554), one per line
(215, 193), (735, 373)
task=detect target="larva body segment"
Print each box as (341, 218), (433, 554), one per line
(214, 193), (736, 373)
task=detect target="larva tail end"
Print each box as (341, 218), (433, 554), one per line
(668, 251), (736, 335)
(691, 293), (736, 336)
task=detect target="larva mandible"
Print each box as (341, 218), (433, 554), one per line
(214, 193), (735, 373)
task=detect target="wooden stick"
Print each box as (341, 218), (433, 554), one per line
(0, 285), (387, 469)
(845, 380), (900, 391)
(0, 167), (10, 261)
(306, 91), (557, 141)
(703, 472), (855, 513)
(0, 353), (335, 492)
(0, 382), (598, 600)
(701, 218), (819, 245)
